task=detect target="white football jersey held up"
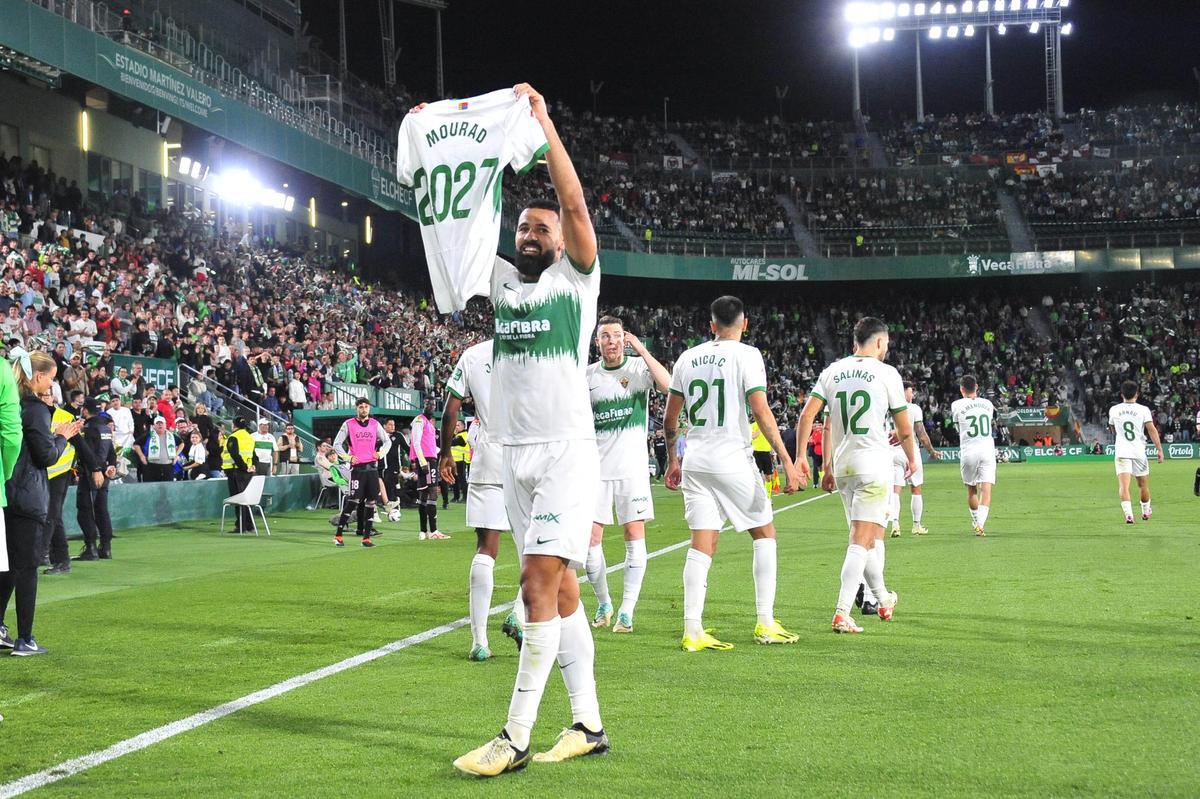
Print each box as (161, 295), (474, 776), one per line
(396, 89), (549, 312)
(669, 340), (768, 475)
(490, 255), (600, 446)
(588, 356), (655, 478)
(446, 339), (500, 485)
(812, 355), (907, 481)
(1109, 401), (1154, 461)
(951, 397), (997, 454)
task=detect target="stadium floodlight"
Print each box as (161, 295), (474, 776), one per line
(1061, 21), (1072, 34)
(179, 156), (192, 174)
(189, 161), (202, 180)
(283, 195), (296, 212)
(845, 2), (877, 24)
(841, 0), (1070, 119)
(211, 169), (263, 206)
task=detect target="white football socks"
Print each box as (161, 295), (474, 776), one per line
(911, 495), (924, 525)
(1140, 500), (1151, 516)
(977, 505), (990, 528)
(618, 538), (647, 618)
(890, 491), (902, 527)
(751, 538), (777, 626)
(683, 548), (712, 639)
(468, 553), (494, 649)
(863, 541), (890, 602)
(585, 544), (610, 606)
(837, 544), (869, 615)
(512, 587), (525, 625)
(556, 603), (602, 732)
(969, 507), (979, 528)
(505, 617), (561, 750)
(1121, 500), (1133, 517)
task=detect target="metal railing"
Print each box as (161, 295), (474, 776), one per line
(178, 364), (318, 460)
(30, 0), (394, 172)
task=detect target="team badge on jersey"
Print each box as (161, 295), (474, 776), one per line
(620, 377), (630, 389)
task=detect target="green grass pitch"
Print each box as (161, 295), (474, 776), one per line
(1, 460), (1197, 797)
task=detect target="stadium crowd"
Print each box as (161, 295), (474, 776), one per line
(1047, 282), (1200, 441)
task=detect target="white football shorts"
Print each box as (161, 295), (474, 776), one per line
(681, 464), (773, 533)
(960, 449), (997, 487)
(593, 475), (655, 527)
(502, 439), (599, 569)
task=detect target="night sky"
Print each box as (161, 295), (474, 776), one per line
(301, 0), (1200, 125)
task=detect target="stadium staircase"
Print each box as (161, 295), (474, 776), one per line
(996, 188), (1036, 251)
(668, 134), (703, 168)
(814, 311), (841, 364)
(179, 364), (318, 454)
(1025, 304), (1089, 444)
(613, 217), (650, 250)
(775, 194), (822, 258)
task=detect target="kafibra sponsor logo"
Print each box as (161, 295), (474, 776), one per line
(495, 318), (551, 338)
(731, 258), (810, 282)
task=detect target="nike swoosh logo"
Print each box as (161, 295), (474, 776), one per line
(516, 687), (535, 693)
(559, 660), (576, 670)
(535, 537), (557, 545)
(503, 282), (517, 292)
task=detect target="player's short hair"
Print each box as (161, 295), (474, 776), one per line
(960, 375), (978, 393)
(523, 198), (560, 216)
(710, 295), (744, 328)
(903, 381), (914, 390)
(356, 396), (371, 407)
(597, 315), (623, 330)
(853, 316), (888, 347)
(1120, 380), (1139, 400)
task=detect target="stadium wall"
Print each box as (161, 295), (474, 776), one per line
(61, 473), (318, 537)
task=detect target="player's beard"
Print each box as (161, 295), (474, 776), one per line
(514, 245), (555, 278)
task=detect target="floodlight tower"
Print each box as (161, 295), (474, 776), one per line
(845, 0), (1074, 119)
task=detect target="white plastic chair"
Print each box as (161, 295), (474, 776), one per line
(221, 475), (271, 536)
(312, 470), (339, 510)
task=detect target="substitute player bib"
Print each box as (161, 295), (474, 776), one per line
(396, 89), (549, 313)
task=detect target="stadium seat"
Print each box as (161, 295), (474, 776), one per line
(220, 476), (272, 537)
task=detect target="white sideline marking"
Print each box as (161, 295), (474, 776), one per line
(0, 491), (830, 796)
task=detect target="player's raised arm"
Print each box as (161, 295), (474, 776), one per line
(627, 332), (671, 393)
(513, 83), (597, 271)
